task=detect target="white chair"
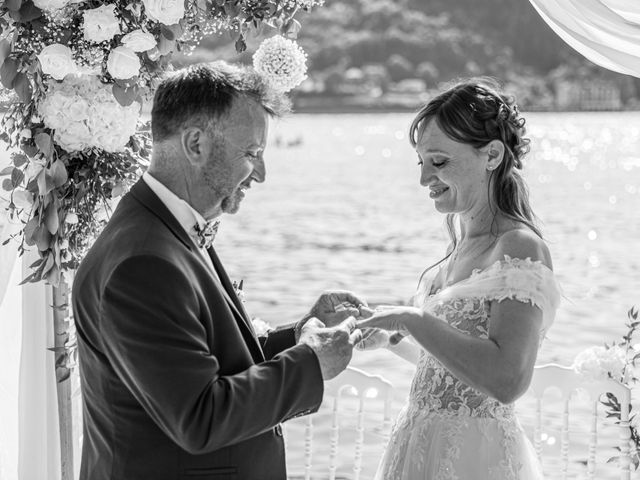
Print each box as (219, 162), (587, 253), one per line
(527, 364), (633, 480)
(285, 366), (394, 480)
(287, 364), (634, 479)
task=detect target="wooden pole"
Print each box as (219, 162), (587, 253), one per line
(52, 279), (74, 480)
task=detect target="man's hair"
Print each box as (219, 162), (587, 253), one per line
(151, 61), (291, 142)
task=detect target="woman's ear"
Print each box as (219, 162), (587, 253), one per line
(485, 139), (505, 171)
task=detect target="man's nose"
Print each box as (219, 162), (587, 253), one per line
(252, 156), (266, 183)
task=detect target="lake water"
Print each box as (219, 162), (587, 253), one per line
(212, 111), (640, 479)
(1, 111), (639, 479)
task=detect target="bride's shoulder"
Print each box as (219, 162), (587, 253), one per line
(490, 228), (553, 271)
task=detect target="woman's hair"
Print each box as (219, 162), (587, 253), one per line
(410, 77), (542, 279)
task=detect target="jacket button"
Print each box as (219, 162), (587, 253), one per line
(275, 425), (283, 436)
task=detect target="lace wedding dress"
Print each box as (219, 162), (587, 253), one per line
(375, 255), (561, 480)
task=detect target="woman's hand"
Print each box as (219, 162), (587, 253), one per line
(356, 306), (422, 332)
(355, 328), (391, 351)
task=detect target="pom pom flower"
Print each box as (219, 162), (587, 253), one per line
(252, 35), (307, 93)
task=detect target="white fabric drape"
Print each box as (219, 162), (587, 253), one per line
(0, 148), (62, 480)
(528, 0), (640, 77)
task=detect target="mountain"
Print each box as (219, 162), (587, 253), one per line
(175, 0), (640, 110)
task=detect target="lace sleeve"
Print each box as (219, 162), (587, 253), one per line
(437, 255), (562, 331)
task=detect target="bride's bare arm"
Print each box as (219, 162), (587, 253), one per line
(387, 335), (422, 364)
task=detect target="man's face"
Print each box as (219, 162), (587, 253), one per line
(201, 97), (269, 217)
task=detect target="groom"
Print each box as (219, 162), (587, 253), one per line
(73, 62), (364, 480)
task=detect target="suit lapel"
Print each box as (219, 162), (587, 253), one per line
(130, 179), (265, 362)
(208, 247), (265, 361)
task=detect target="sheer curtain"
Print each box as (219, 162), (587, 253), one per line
(528, 0), (640, 77)
(0, 150), (61, 480)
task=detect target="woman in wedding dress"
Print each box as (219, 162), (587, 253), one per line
(357, 78), (561, 480)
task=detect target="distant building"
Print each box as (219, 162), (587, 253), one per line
(554, 79), (622, 110)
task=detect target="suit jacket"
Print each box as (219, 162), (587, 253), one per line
(73, 179), (324, 480)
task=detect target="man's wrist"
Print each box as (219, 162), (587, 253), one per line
(294, 313), (313, 343)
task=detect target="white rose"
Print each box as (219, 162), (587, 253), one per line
(33, 0), (70, 11)
(121, 30), (156, 52)
(142, 0), (184, 25)
(38, 44), (77, 80)
(107, 46), (141, 79)
(83, 4), (121, 43)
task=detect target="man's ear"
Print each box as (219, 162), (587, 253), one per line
(180, 127), (206, 166)
(485, 139), (505, 171)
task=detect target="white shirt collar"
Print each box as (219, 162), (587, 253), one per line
(142, 172), (209, 242)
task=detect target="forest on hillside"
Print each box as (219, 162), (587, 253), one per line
(176, 0), (640, 111)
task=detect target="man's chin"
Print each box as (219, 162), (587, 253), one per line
(221, 195), (242, 214)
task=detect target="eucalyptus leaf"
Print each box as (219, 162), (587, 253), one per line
(2, 178), (13, 191)
(23, 217), (38, 246)
(18, 1), (42, 22)
(0, 40), (11, 68)
(6, 0), (22, 11)
(13, 153), (28, 167)
(42, 251), (55, 274)
(161, 25), (175, 40)
(0, 57), (18, 89)
(33, 223), (52, 251)
(11, 167), (24, 187)
(112, 83), (137, 107)
(44, 202), (59, 234)
(50, 160), (68, 188)
(35, 132), (53, 158)
(21, 142), (38, 157)
(0, 166), (14, 176)
(14, 72), (32, 103)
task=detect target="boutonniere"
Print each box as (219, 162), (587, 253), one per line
(232, 279), (245, 303)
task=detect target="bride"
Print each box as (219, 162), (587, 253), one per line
(357, 79), (561, 480)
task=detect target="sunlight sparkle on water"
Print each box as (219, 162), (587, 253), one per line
(395, 130), (405, 140)
(589, 253), (600, 268)
(382, 148), (392, 158)
(583, 181), (592, 190)
(355, 146), (365, 156)
(588, 230), (597, 241)
(609, 195), (617, 205)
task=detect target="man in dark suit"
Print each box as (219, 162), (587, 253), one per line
(73, 61), (364, 480)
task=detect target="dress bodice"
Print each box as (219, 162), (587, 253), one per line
(407, 256), (562, 419)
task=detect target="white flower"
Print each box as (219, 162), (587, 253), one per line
(107, 46), (141, 79)
(64, 212), (78, 225)
(83, 4), (121, 43)
(33, 0), (70, 11)
(39, 75), (140, 153)
(251, 318), (272, 337)
(573, 345), (627, 382)
(38, 44), (77, 80)
(142, 0), (185, 25)
(253, 35), (308, 93)
(121, 29), (156, 52)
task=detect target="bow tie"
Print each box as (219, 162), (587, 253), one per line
(193, 220), (219, 249)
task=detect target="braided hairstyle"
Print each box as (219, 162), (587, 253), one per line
(409, 78), (542, 276)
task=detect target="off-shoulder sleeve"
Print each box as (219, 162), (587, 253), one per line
(439, 256), (562, 331)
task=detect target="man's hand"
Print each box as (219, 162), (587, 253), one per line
(306, 290), (369, 328)
(299, 316), (362, 380)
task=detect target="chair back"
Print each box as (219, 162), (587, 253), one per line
(529, 364), (632, 480)
(285, 366), (394, 480)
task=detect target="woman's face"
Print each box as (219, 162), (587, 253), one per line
(415, 120), (490, 215)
